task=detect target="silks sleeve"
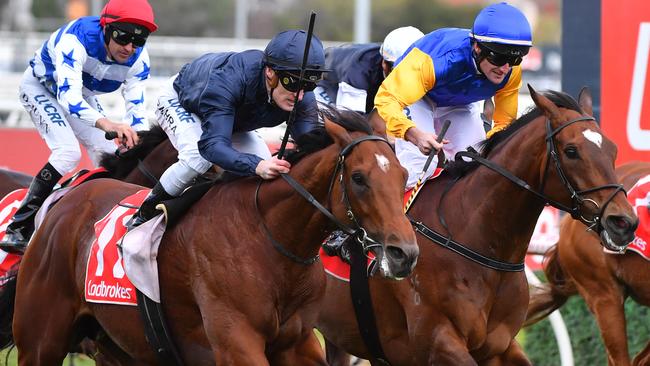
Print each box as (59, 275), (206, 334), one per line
(488, 65), (522, 138)
(374, 48), (435, 139)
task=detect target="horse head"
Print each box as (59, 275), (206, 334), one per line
(528, 85), (638, 251)
(317, 108), (419, 279)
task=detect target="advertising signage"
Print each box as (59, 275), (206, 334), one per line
(602, 0), (650, 163)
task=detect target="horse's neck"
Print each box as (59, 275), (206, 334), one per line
(260, 151), (339, 261)
(450, 123), (550, 262)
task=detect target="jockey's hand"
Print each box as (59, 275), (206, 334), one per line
(405, 127), (448, 155)
(255, 157), (291, 180)
(95, 118), (140, 149)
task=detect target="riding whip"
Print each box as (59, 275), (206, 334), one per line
(403, 119), (451, 212)
(276, 11), (317, 159)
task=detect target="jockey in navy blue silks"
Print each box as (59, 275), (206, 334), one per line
(0, 0), (158, 254)
(127, 29), (327, 228)
(314, 27), (424, 114)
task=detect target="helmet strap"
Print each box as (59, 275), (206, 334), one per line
(265, 68), (279, 105)
(471, 41), (487, 77)
(103, 25), (112, 46)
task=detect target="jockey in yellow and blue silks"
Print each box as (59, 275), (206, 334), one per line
(375, 2), (532, 188)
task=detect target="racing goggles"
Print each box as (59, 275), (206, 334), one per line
(110, 27), (148, 48)
(478, 44), (523, 67)
(278, 71), (322, 92)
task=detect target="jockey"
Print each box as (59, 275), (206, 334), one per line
(314, 26), (424, 114)
(0, 0), (157, 254)
(127, 29), (326, 228)
(375, 2), (532, 188)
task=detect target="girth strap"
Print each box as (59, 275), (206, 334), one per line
(349, 243), (391, 366)
(409, 218), (525, 272)
(136, 290), (184, 366)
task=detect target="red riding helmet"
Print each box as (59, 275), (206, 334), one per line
(99, 0), (158, 33)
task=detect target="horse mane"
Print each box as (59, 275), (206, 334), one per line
(443, 90), (584, 178)
(283, 105), (373, 164)
(98, 126), (169, 179)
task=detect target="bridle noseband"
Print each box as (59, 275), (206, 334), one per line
(255, 135), (392, 265)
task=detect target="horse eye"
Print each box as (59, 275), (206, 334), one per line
(564, 146), (579, 159)
(351, 172), (366, 186)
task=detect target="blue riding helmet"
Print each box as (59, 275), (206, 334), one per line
(470, 2), (532, 57)
(264, 30), (326, 74)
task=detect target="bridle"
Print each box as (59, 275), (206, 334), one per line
(410, 115), (625, 272)
(255, 135), (391, 265)
(457, 115), (625, 233)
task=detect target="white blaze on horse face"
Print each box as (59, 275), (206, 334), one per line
(583, 129), (603, 148)
(375, 154), (390, 173)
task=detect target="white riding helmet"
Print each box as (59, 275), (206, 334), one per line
(380, 26), (425, 62)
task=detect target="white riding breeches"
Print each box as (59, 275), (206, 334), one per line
(19, 68), (117, 175)
(155, 75), (272, 196)
(396, 99), (485, 188)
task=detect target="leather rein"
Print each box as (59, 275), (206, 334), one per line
(412, 116), (625, 272)
(255, 135), (391, 265)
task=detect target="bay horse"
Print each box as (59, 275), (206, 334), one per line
(525, 161), (650, 366)
(317, 86), (639, 365)
(0, 127), (174, 364)
(3, 108), (419, 365)
(97, 125), (177, 187)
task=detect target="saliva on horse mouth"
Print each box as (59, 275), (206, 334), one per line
(600, 230), (629, 253)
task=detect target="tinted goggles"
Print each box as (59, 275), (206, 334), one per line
(278, 71), (322, 92)
(479, 44), (523, 67)
(110, 27), (148, 48)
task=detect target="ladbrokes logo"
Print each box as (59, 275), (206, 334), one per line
(87, 279), (133, 300)
(84, 190), (150, 306)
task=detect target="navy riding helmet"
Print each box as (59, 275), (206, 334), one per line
(264, 30), (326, 74)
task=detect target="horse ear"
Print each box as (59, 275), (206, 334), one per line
(324, 116), (352, 146)
(528, 84), (561, 124)
(578, 86), (594, 117)
(368, 109), (388, 138)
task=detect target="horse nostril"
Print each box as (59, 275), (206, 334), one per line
(607, 216), (638, 234)
(614, 217), (629, 230)
(386, 246), (407, 264)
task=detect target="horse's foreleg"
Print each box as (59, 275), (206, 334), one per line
(632, 340), (650, 366)
(428, 326), (478, 366)
(479, 340), (531, 366)
(325, 337), (353, 366)
(578, 283), (631, 366)
(14, 282), (76, 366)
(269, 330), (327, 366)
(204, 319), (270, 366)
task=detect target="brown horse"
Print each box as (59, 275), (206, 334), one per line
(3, 108), (419, 365)
(525, 161), (650, 366)
(97, 126), (177, 186)
(0, 127), (175, 363)
(317, 86), (639, 365)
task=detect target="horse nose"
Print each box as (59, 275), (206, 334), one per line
(605, 215), (639, 241)
(385, 244), (419, 278)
